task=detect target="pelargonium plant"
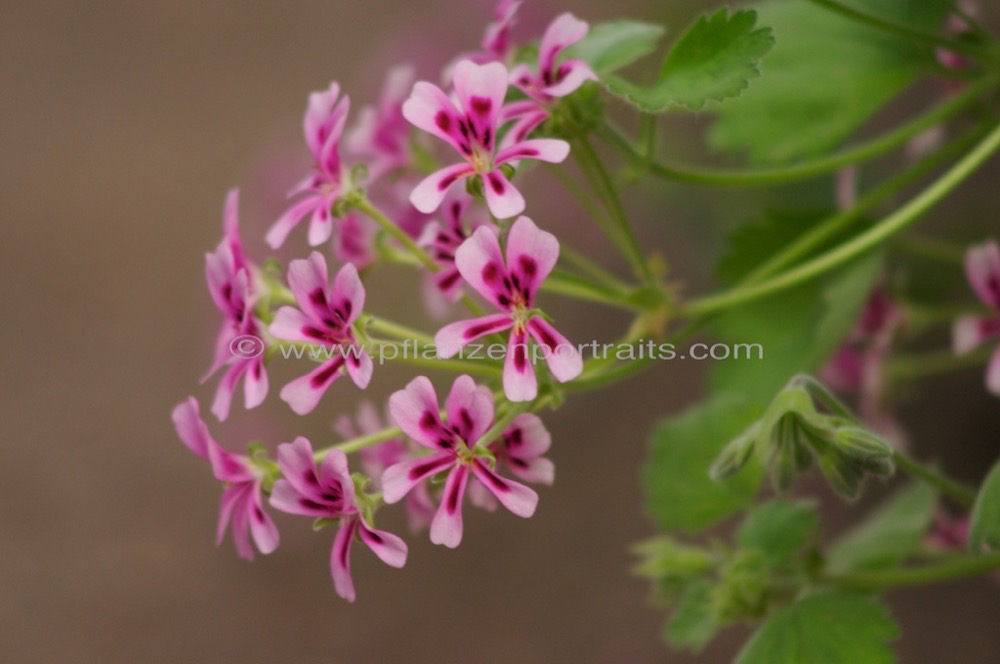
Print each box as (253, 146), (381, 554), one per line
(174, 1), (1000, 659)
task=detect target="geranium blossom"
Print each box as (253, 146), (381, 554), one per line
(335, 402), (435, 532)
(346, 64), (414, 181)
(172, 397), (279, 559)
(269, 437), (407, 602)
(503, 13), (597, 147)
(202, 189), (268, 421)
(269, 252), (372, 414)
(435, 216), (583, 401)
(402, 60), (569, 219)
(953, 240), (1000, 395)
(266, 82), (351, 248)
(417, 196), (484, 302)
(383, 375), (538, 548)
(468, 413), (553, 511)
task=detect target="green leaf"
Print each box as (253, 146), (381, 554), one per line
(644, 395), (763, 532)
(710, 0), (951, 163)
(604, 9), (774, 112)
(827, 482), (937, 573)
(664, 579), (718, 651)
(710, 221), (882, 400)
(970, 460), (1000, 554)
(564, 19), (666, 75)
(737, 500), (819, 568)
(735, 591), (898, 664)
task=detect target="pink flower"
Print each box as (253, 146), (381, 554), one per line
(346, 65), (414, 181)
(468, 413), (553, 511)
(268, 252), (373, 415)
(172, 397), (279, 560)
(266, 82), (351, 248)
(953, 240), (1000, 395)
(417, 196), (486, 302)
(202, 189), (268, 421)
(383, 375), (539, 548)
(402, 60), (570, 219)
(331, 212), (375, 270)
(435, 216), (583, 401)
(269, 437), (407, 602)
(335, 402), (436, 532)
(503, 13), (596, 147)
(480, 0), (521, 62)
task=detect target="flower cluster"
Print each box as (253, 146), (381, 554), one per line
(173, 4), (590, 601)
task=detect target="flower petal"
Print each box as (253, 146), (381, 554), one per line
(481, 170), (525, 220)
(274, 437), (325, 501)
(210, 360), (247, 421)
(269, 306), (324, 344)
(266, 196), (322, 249)
(206, 439), (253, 484)
(382, 452), (455, 504)
(410, 163), (475, 214)
(248, 485), (280, 555)
(388, 376), (452, 449)
(452, 59), (508, 145)
(504, 413), (552, 458)
(467, 478), (499, 512)
(539, 13), (589, 76)
(287, 251), (331, 324)
(430, 465), (470, 548)
(445, 375), (495, 445)
(505, 216), (560, 304)
(216, 484), (246, 547)
(330, 518), (358, 602)
(435, 313), (514, 359)
(228, 487), (256, 561)
(344, 345), (373, 389)
(470, 459), (538, 517)
(330, 263), (366, 327)
(953, 315), (996, 354)
(965, 241), (1000, 310)
(507, 455), (555, 485)
(988, 344), (1000, 396)
(402, 81), (468, 154)
(454, 224), (511, 308)
(358, 522), (408, 568)
(307, 200), (335, 246)
(503, 326), (537, 402)
(279, 357), (345, 415)
(495, 139), (570, 166)
(243, 359), (268, 410)
(527, 316), (583, 382)
(541, 59), (597, 97)
(172, 396), (212, 459)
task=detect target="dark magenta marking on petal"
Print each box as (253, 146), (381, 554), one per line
(476, 462), (510, 493)
(498, 294), (510, 307)
(518, 256), (537, 278)
(438, 170), (465, 191)
(305, 470), (320, 486)
(365, 529), (384, 544)
(463, 317), (509, 339)
(408, 456), (452, 480)
(450, 201), (462, 220)
(510, 457), (527, 469)
(482, 128), (492, 149)
(310, 359), (343, 387)
(532, 321), (558, 349)
(437, 438), (453, 449)
(458, 408), (474, 433)
(309, 288), (327, 308)
(419, 411), (438, 430)
(470, 96), (492, 115)
(435, 111), (452, 132)
(513, 341), (527, 370)
(341, 300), (352, 318)
(221, 284), (232, 301)
(300, 497), (327, 510)
(339, 522), (353, 566)
(487, 171), (505, 194)
(446, 475), (462, 512)
(482, 263), (500, 283)
(507, 427), (523, 446)
(439, 270), (461, 290)
(303, 326), (326, 340)
(506, 148), (540, 160)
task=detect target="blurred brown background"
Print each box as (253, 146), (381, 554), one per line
(2, 1), (1000, 662)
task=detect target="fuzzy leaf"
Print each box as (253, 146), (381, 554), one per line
(710, 0), (951, 163)
(604, 9), (774, 112)
(644, 396), (763, 533)
(664, 579), (718, 651)
(564, 19), (666, 75)
(737, 500), (819, 568)
(970, 460), (1000, 553)
(827, 483), (937, 572)
(735, 591), (899, 664)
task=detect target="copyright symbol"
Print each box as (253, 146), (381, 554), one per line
(229, 334), (265, 359)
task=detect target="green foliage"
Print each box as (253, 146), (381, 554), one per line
(737, 500), (819, 568)
(827, 482), (937, 572)
(970, 460), (1000, 553)
(709, 0), (951, 163)
(604, 9), (774, 112)
(735, 591), (899, 664)
(564, 20), (666, 76)
(710, 217), (882, 399)
(664, 579), (718, 651)
(644, 396), (763, 533)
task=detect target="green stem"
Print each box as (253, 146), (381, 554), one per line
(888, 345), (995, 380)
(681, 120), (1000, 317)
(893, 232), (968, 265)
(474, 399), (535, 448)
(542, 269), (642, 311)
(823, 552), (1000, 591)
(893, 451), (977, 507)
(315, 426), (403, 459)
(743, 126), (985, 285)
(598, 76), (997, 187)
(352, 195), (439, 272)
(805, 0), (996, 62)
(572, 133), (658, 287)
(559, 243), (632, 292)
(386, 352), (503, 378)
(366, 316), (435, 345)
